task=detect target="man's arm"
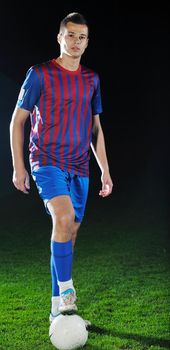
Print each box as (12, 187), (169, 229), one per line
(9, 107), (30, 194)
(90, 114), (113, 197)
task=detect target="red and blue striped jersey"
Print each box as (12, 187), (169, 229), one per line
(17, 59), (103, 176)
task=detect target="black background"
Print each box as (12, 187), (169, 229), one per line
(0, 2), (169, 216)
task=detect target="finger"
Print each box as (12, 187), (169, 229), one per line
(99, 183), (113, 197)
(25, 174), (30, 190)
(13, 180), (29, 194)
(99, 188), (109, 197)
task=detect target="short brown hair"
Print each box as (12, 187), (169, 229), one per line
(59, 12), (89, 35)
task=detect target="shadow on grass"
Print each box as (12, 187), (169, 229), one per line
(88, 325), (170, 349)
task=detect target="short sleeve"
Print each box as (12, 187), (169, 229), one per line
(91, 74), (103, 115)
(16, 67), (41, 112)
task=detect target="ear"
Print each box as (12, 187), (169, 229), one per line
(57, 33), (62, 44)
(85, 38), (89, 49)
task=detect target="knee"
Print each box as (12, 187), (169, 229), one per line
(57, 212), (75, 231)
(52, 209), (75, 232)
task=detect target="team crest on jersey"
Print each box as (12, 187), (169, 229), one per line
(18, 87), (25, 101)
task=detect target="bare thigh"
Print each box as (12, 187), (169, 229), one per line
(47, 195), (75, 242)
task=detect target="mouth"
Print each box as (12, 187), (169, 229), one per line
(71, 47), (80, 51)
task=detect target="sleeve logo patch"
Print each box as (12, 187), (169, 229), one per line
(18, 87), (25, 101)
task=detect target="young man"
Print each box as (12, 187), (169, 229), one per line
(10, 12), (113, 323)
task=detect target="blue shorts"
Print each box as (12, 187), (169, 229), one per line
(32, 166), (89, 222)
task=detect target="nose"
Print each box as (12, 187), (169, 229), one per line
(74, 36), (81, 43)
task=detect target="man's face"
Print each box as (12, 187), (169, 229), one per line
(58, 22), (89, 58)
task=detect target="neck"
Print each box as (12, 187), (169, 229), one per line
(56, 55), (80, 71)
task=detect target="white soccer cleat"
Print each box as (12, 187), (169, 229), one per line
(58, 288), (78, 314)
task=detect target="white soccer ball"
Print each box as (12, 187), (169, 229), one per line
(49, 314), (88, 350)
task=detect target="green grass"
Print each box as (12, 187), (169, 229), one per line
(0, 189), (169, 350)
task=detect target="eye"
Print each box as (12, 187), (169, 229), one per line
(79, 36), (86, 40)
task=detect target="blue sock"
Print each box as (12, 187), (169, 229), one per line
(50, 256), (60, 297)
(51, 240), (73, 282)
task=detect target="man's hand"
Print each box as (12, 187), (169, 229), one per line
(99, 172), (113, 197)
(13, 168), (30, 194)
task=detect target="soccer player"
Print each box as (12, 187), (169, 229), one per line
(9, 12), (113, 323)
